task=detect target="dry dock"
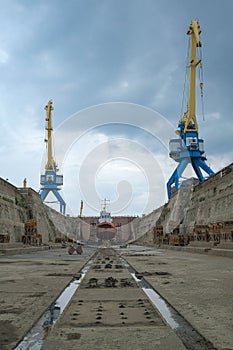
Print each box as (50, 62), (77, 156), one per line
(0, 245), (232, 350)
(41, 248), (186, 350)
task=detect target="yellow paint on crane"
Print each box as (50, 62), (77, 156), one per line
(183, 20), (202, 133)
(44, 100), (56, 171)
(79, 200), (84, 218)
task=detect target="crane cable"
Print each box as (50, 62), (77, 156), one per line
(180, 36), (190, 119)
(198, 46), (205, 121)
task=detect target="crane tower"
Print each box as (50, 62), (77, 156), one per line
(167, 20), (214, 199)
(40, 100), (66, 214)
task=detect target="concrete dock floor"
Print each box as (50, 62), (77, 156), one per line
(41, 248), (185, 350)
(0, 246), (96, 350)
(120, 245), (233, 350)
(0, 245), (232, 350)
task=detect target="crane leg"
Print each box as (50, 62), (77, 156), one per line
(191, 159), (205, 182)
(40, 189), (50, 202)
(167, 158), (189, 198)
(40, 189), (66, 215)
(191, 158), (214, 182)
(53, 190), (66, 215)
(197, 159), (215, 177)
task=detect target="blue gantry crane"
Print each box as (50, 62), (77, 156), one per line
(167, 20), (214, 199)
(40, 100), (66, 214)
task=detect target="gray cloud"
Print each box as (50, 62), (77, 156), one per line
(0, 0), (232, 214)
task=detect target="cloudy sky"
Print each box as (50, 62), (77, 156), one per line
(0, 0), (232, 216)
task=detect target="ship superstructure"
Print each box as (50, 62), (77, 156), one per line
(96, 199), (116, 241)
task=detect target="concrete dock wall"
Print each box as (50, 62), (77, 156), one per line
(0, 179), (28, 242)
(1, 163), (233, 244)
(133, 163), (233, 243)
(0, 179), (62, 243)
(45, 206), (89, 242)
(180, 163), (233, 234)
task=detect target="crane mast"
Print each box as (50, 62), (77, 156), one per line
(40, 101), (66, 214)
(166, 20), (214, 199)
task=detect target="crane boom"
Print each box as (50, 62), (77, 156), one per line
(45, 100), (55, 171)
(183, 20), (202, 133)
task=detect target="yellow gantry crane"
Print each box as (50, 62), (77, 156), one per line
(79, 200), (83, 218)
(23, 178), (27, 188)
(167, 20), (214, 198)
(40, 101), (66, 214)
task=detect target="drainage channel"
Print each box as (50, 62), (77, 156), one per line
(14, 255), (95, 350)
(119, 255), (217, 350)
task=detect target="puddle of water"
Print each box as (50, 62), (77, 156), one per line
(14, 313), (48, 350)
(14, 259), (93, 350)
(130, 273), (179, 329)
(55, 274), (84, 314)
(142, 287), (179, 329)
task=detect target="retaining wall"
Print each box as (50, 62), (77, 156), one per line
(1, 162), (233, 245)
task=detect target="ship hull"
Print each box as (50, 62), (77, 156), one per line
(97, 222), (116, 241)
